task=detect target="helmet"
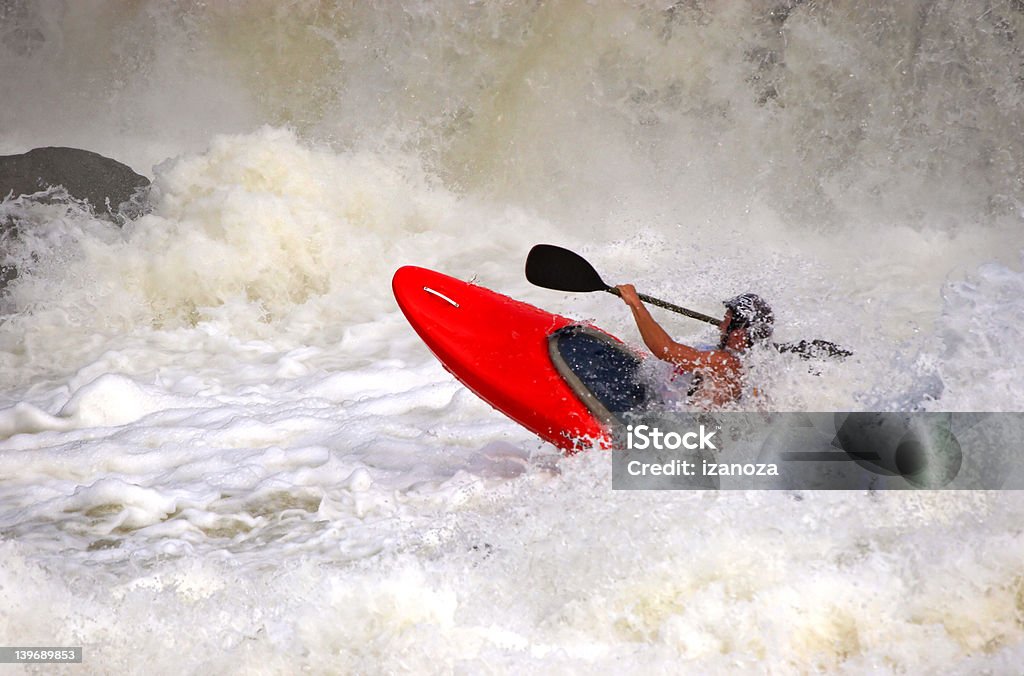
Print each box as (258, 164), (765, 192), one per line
(723, 293), (774, 344)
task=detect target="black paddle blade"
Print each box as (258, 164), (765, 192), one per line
(774, 339), (853, 360)
(525, 244), (611, 292)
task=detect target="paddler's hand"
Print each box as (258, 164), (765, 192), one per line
(616, 284), (643, 310)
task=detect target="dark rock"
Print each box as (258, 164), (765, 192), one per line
(1, 147), (151, 295)
(0, 146), (150, 218)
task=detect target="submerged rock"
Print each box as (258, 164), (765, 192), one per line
(1, 147), (151, 293)
(0, 146), (150, 218)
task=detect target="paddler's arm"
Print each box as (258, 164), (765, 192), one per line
(614, 282), (737, 372)
(616, 284), (720, 370)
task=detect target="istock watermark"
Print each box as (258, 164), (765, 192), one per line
(611, 412), (1024, 490)
(625, 423), (718, 450)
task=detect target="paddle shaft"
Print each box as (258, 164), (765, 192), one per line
(607, 287), (853, 359)
(605, 287), (720, 325)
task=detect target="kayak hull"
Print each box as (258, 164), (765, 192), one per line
(392, 266), (608, 450)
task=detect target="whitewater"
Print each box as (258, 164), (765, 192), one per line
(1, 1), (1023, 673)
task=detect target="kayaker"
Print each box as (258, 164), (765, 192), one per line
(616, 285), (774, 406)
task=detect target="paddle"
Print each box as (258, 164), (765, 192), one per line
(525, 243), (721, 325)
(525, 244), (852, 360)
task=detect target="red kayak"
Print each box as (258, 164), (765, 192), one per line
(392, 266), (649, 451)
